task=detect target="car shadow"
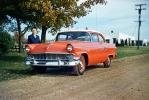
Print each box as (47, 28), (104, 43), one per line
(45, 67), (73, 76)
(86, 63), (105, 71)
(40, 63), (105, 77)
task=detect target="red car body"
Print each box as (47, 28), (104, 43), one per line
(25, 30), (116, 75)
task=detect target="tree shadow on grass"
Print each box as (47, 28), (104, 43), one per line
(3, 68), (35, 75)
(0, 68), (36, 82)
(0, 55), (25, 63)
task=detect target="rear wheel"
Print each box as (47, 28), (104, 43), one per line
(73, 55), (86, 76)
(32, 66), (47, 73)
(103, 56), (111, 68)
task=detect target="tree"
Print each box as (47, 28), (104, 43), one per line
(0, 0), (106, 43)
(0, 0), (36, 52)
(20, 0), (107, 42)
(13, 31), (26, 48)
(0, 30), (13, 54)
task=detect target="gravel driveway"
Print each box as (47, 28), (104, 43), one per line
(0, 54), (149, 100)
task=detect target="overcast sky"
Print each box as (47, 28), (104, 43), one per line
(71, 0), (149, 40)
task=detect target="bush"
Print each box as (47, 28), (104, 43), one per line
(0, 31), (13, 54)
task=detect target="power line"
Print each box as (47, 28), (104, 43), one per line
(135, 4), (146, 49)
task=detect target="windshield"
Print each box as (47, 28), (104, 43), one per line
(56, 32), (91, 42)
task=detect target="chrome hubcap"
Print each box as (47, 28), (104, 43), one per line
(79, 61), (85, 72)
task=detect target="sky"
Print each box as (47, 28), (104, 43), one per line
(67, 0), (149, 40)
(23, 0), (149, 41)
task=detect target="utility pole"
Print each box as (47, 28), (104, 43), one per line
(135, 4), (146, 49)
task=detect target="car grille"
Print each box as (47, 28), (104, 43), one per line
(29, 53), (73, 61)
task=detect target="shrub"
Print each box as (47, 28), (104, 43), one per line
(0, 31), (13, 54)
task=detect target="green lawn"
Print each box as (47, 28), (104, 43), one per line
(0, 46), (149, 82)
(117, 46), (149, 58)
(0, 53), (35, 82)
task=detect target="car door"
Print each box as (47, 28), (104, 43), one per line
(91, 33), (105, 64)
(97, 33), (108, 62)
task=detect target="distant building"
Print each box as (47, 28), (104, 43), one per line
(104, 33), (136, 46)
(142, 39), (148, 46)
(103, 32), (148, 46)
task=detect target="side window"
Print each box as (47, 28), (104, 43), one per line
(98, 34), (105, 43)
(91, 34), (99, 42)
(57, 34), (67, 41)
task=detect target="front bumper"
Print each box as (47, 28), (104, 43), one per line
(25, 57), (80, 67)
(25, 60), (80, 67)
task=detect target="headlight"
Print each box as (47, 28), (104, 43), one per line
(25, 56), (33, 61)
(66, 44), (73, 52)
(25, 47), (30, 52)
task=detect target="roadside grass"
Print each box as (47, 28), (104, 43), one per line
(117, 46), (149, 58)
(0, 52), (35, 82)
(0, 46), (149, 82)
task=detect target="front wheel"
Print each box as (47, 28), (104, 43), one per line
(73, 56), (86, 76)
(103, 56), (111, 68)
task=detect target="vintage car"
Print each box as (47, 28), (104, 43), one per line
(25, 30), (117, 75)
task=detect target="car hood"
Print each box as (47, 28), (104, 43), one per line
(28, 41), (87, 54)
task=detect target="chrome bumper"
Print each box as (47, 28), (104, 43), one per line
(25, 53), (81, 67)
(25, 57), (80, 67)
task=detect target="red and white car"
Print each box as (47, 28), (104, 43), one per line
(25, 30), (117, 75)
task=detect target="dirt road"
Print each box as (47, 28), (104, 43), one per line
(0, 54), (149, 100)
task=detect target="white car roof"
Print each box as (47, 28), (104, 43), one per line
(60, 30), (102, 33)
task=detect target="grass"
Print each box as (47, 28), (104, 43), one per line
(0, 52), (35, 82)
(0, 46), (149, 82)
(117, 46), (149, 58)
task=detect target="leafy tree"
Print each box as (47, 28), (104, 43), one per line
(0, 0), (36, 52)
(0, 0), (106, 43)
(0, 30), (13, 54)
(21, 0), (106, 42)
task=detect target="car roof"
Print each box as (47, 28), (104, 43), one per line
(59, 30), (103, 35)
(57, 30), (106, 41)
